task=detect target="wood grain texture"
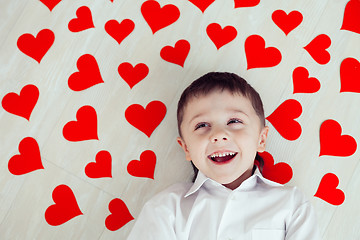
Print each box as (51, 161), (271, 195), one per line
(0, 0), (359, 239)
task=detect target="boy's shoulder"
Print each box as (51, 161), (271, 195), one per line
(143, 181), (193, 207)
(256, 176), (310, 206)
(143, 173), (309, 210)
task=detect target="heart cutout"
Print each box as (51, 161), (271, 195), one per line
(258, 151), (293, 184)
(125, 101), (166, 137)
(141, 0), (180, 34)
(188, 0), (215, 13)
(319, 119), (357, 157)
(39, 0), (62, 11)
(127, 150), (156, 179)
(68, 54), (104, 91)
(2, 84), (39, 120)
(68, 6), (94, 32)
(272, 10), (303, 35)
(245, 34), (282, 69)
(315, 173), (345, 206)
(105, 19), (135, 45)
(234, 0), (260, 8)
(206, 23), (237, 49)
(45, 185), (83, 226)
(105, 198), (134, 231)
(266, 99), (302, 141)
(292, 66), (321, 94)
(8, 137), (43, 175)
(85, 150), (112, 178)
(304, 34), (331, 65)
(17, 29), (55, 63)
(160, 39), (191, 67)
(341, 0), (360, 34)
(63, 105), (99, 141)
(118, 62), (149, 89)
(340, 57), (360, 93)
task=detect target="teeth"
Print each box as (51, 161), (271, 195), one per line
(210, 152), (236, 158)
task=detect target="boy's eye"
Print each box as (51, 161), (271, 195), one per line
(228, 118), (243, 124)
(195, 122), (209, 130)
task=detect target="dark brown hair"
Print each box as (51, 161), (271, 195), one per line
(177, 72), (265, 182)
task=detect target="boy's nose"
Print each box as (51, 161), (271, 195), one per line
(212, 136), (228, 143)
(210, 130), (229, 143)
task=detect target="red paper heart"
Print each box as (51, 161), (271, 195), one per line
(39, 0), (62, 11)
(188, 0), (215, 13)
(319, 119), (357, 157)
(341, 0), (360, 34)
(315, 173), (345, 206)
(292, 67), (320, 94)
(118, 62), (149, 89)
(105, 198), (134, 231)
(258, 151), (293, 184)
(17, 29), (55, 63)
(340, 57), (360, 93)
(68, 6), (94, 32)
(2, 84), (39, 120)
(272, 10), (303, 35)
(245, 35), (282, 69)
(68, 54), (104, 91)
(45, 185), (83, 226)
(8, 137), (43, 175)
(206, 23), (237, 50)
(234, 0), (260, 8)
(125, 101), (166, 137)
(160, 39), (190, 67)
(85, 150), (112, 178)
(266, 99), (302, 141)
(127, 150), (156, 179)
(141, 0), (180, 34)
(105, 19), (135, 45)
(63, 105), (98, 141)
(304, 34), (331, 65)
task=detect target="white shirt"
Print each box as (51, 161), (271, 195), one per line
(127, 168), (321, 240)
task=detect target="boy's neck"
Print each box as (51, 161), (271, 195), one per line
(222, 166), (255, 190)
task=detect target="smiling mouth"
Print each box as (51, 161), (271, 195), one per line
(208, 152), (238, 164)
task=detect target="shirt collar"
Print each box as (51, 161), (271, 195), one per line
(184, 166), (282, 198)
(184, 171), (209, 198)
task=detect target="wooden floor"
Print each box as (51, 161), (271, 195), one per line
(0, 0), (359, 239)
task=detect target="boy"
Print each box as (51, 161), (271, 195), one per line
(127, 72), (320, 239)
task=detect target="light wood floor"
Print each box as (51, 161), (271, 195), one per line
(1, 0), (359, 239)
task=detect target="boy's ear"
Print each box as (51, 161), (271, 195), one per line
(257, 126), (269, 152)
(177, 137), (192, 161)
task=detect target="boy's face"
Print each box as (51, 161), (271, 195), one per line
(177, 90), (268, 189)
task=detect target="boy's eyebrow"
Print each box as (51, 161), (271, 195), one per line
(188, 113), (205, 125)
(229, 109), (250, 119)
(230, 109), (249, 115)
(188, 109), (249, 125)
